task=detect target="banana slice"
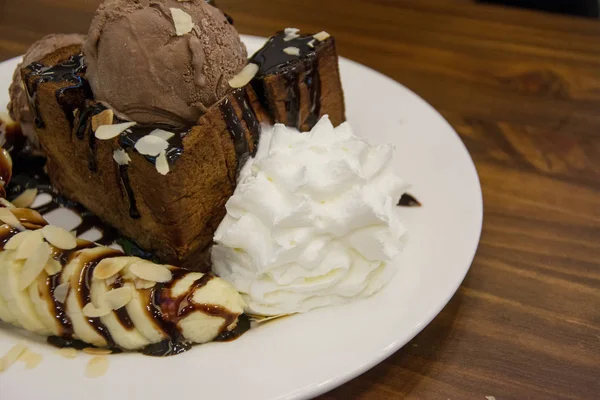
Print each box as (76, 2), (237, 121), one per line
(0, 208), (247, 353)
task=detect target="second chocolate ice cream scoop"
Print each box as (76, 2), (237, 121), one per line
(84, 0), (247, 127)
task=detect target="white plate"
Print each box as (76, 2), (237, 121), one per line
(0, 35), (482, 400)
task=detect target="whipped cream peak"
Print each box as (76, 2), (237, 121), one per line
(213, 116), (408, 316)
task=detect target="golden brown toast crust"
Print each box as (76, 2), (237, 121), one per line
(23, 45), (267, 271)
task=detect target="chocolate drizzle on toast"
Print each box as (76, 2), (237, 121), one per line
(23, 53), (90, 129)
(250, 32), (325, 131)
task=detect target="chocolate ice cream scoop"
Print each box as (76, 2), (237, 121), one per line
(8, 33), (86, 149)
(84, 0), (247, 127)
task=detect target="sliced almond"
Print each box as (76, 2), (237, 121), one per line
(0, 342), (28, 373)
(113, 149), (131, 166)
(56, 348), (78, 359)
(18, 242), (51, 290)
(95, 122), (136, 140)
(313, 31), (331, 41)
(19, 349), (43, 370)
(5, 230), (34, 251)
(0, 198), (15, 209)
(134, 135), (169, 157)
(104, 287), (132, 310)
(229, 63), (259, 88)
(53, 282), (70, 303)
(134, 279), (155, 290)
(93, 257), (130, 280)
(150, 129), (175, 141)
(15, 230), (43, 260)
(42, 225), (77, 250)
(283, 47), (300, 56)
(307, 39), (316, 48)
(105, 275), (118, 287)
(170, 8), (194, 36)
(284, 27), (300, 36)
(83, 347), (112, 356)
(11, 188), (38, 208)
(91, 109), (114, 132)
(129, 262), (172, 283)
(0, 208), (25, 231)
(82, 302), (111, 318)
(85, 356), (109, 379)
(156, 151), (170, 176)
(44, 258), (62, 276)
(284, 28), (300, 41)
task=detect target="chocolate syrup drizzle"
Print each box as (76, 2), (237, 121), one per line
(23, 53), (190, 222)
(23, 53), (90, 129)
(398, 193), (422, 207)
(250, 32), (324, 131)
(220, 95), (250, 171)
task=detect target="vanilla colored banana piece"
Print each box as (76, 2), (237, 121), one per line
(0, 207), (246, 353)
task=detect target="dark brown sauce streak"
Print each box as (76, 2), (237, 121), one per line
(250, 32), (325, 130)
(111, 276), (135, 330)
(233, 89), (261, 156)
(142, 273), (246, 357)
(23, 53), (90, 129)
(74, 103), (108, 172)
(117, 165), (140, 219)
(77, 249), (123, 347)
(220, 97), (250, 172)
(398, 193), (422, 207)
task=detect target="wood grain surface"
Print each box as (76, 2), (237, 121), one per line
(1, 0), (599, 398)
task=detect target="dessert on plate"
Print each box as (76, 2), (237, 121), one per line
(0, 0), (414, 360)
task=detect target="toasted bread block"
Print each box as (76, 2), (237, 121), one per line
(250, 33), (345, 132)
(22, 45), (268, 271)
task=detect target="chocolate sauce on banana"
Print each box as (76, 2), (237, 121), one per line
(398, 193), (422, 207)
(77, 249), (123, 347)
(250, 32), (326, 130)
(23, 53), (90, 129)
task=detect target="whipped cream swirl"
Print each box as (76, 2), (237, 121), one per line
(212, 116), (408, 316)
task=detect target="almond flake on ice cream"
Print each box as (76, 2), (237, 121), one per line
(135, 135), (169, 157)
(113, 149), (131, 166)
(156, 151), (170, 176)
(170, 8), (194, 36)
(229, 63), (259, 88)
(150, 129), (175, 141)
(44, 258), (62, 276)
(95, 122), (136, 140)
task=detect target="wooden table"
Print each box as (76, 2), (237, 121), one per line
(1, 0), (599, 398)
